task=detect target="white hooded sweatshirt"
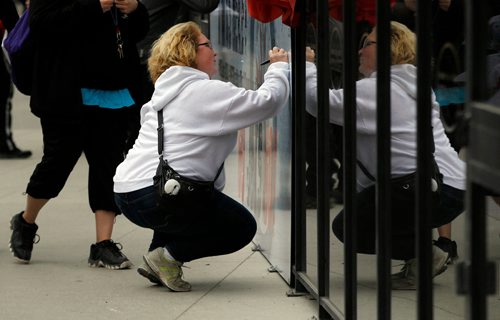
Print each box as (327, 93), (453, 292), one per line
(305, 62), (465, 191)
(114, 62), (290, 193)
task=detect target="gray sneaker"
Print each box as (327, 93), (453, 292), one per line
(431, 245), (449, 277)
(391, 245), (449, 290)
(143, 248), (191, 292)
(137, 261), (161, 284)
(391, 258), (417, 290)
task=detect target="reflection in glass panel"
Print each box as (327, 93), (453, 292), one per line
(306, 205), (318, 288)
(482, 9), (500, 317)
(210, 0), (294, 283)
(323, 1), (475, 317)
(304, 10), (346, 294)
(486, 198), (500, 317)
(487, 14), (500, 106)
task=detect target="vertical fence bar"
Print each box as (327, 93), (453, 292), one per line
(291, 0), (308, 291)
(465, 1), (489, 319)
(465, 1), (488, 103)
(375, 1), (392, 319)
(466, 184), (488, 319)
(342, 0), (358, 319)
(415, 0), (434, 318)
(316, 0), (331, 316)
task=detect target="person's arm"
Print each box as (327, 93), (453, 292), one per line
(195, 48), (289, 133)
(304, 46), (346, 125)
(305, 47), (319, 117)
(120, 0), (149, 42)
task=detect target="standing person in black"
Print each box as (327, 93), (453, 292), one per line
(8, 0), (149, 269)
(0, 0), (32, 158)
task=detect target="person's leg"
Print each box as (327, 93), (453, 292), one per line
(83, 106), (131, 269)
(332, 183), (418, 260)
(165, 191), (257, 262)
(432, 184), (465, 263)
(23, 196), (49, 223)
(392, 184), (463, 289)
(114, 186), (164, 285)
(0, 54), (11, 150)
(0, 50), (31, 158)
(141, 190), (256, 291)
(492, 196), (500, 207)
(25, 116), (83, 210)
(332, 186), (379, 255)
(437, 223), (451, 239)
(10, 115), (83, 262)
(95, 210), (116, 243)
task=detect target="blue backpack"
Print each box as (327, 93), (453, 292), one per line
(3, 10), (33, 96)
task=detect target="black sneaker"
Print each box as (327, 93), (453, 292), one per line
(0, 147), (32, 159)
(88, 239), (133, 270)
(9, 212), (39, 263)
(433, 236), (458, 264)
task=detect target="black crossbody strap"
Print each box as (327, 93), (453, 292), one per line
(357, 160), (376, 182)
(157, 110), (224, 182)
(157, 110), (164, 157)
(357, 127), (438, 182)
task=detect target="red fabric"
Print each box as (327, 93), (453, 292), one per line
(329, 0), (396, 26)
(247, 0), (300, 27)
(0, 20), (4, 39)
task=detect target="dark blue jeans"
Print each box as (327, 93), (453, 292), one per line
(114, 186), (257, 262)
(332, 184), (465, 260)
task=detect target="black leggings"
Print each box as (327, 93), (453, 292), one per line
(27, 107), (128, 213)
(0, 50), (14, 150)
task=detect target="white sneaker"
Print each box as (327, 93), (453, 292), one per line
(143, 248), (191, 292)
(391, 244), (449, 290)
(392, 259), (417, 290)
(432, 244), (449, 277)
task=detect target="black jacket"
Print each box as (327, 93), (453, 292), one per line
(0, 0), (19, 33)
(29, 0), (149, 117)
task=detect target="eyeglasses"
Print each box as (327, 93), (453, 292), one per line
(197, 42), (213, 49)
(361, 38), (377, 49)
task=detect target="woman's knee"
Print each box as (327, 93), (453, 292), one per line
(332, 211), (345, 242)
(240, 211), (257, 244)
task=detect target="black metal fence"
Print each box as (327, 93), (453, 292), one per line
(290, 1), (499, 319)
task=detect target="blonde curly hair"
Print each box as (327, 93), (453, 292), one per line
(148, 22), (201, 83)
(389, 21), (416, 65)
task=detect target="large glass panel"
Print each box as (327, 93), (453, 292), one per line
(210, 0), (293, 283)
(485, 8), (500, 319)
